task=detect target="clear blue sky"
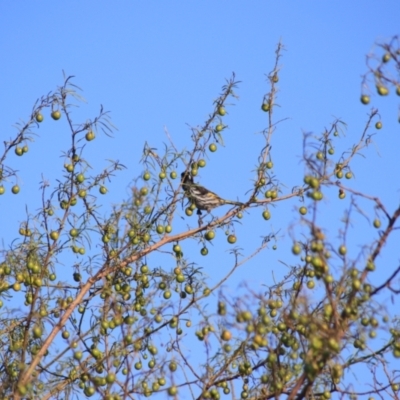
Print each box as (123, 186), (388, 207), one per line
(1, 2), (399, 399)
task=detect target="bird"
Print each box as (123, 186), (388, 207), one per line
(181, 172), (243, 215)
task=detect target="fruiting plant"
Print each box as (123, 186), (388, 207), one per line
(51, 110), (62, 120)
(0, 40), (400, 400)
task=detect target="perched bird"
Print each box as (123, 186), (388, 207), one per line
(181, 172), (243, 214)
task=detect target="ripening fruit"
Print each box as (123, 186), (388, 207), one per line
(338, 245), (347, 255)
(376, 85), (389, 96)
(185, 207), (193, 216)
(328, 148), (335, 155)
(50, 231), (59, 240)
(345, 172), (352, 179)
(198, 159), (206, 168)
(322, 391), (331, 399)
(168, 386), (178, 396)
(84, 386), (95, 397)
(105, 373), (116, 384)
(15, 146), (23, 156)
(397, 86), (400, 96)
(215, 124), (224, 133)
(11, 185), (20, 194)
(143, 172), (151, 181)
(308, 177), (319, 189)
(360, 95), (370, 105)
(302, 174), (312, 186)
(272, 73), (279, 83)
(352, 279), (361, 290)
(173, 244), (181, 253)
(266, 161), (273, 169)
(32, 325), (42, 338)
(209, 143), (217, 152)
(76, 173), (85, 183)
(258, 178), (267, 189)
(307, 280), (315, 289)
(51, 110), (62, 120)
(382, 52), (391, 63)
(69, 334), (80, 345)
(262, 210), (271, 220)
(221, 330), (232, 341)
(393, 347), (400, 358)
(227, 234), (237, 244)
(157, 377), (167, 386)
(375, 121), (382, 129)
(99, 185), (107, 194)
(0, 186), (5, 195)
(217, 106), (226, 116)
(299, 206), (307, 215)
(361, 317), (370, 327)
(261, 102), (270, 112)
(69, 228), (79, 237)
(36, 113), (44, 122)
(13, 282), (21, 291)
(65, 163), (74, 172)
(292, 243), (301, 255)
(85, 131), (95, 141)
(170, 171), (177, 179)
(311, 191), (323, 201)
(205, 231), (215, 241)
(134, 361), (142, 370)
(373, 219), (381, 228)
(140, 232), (150, 243)
(159, 171), (166, 179)
(200, 247), (208, 256)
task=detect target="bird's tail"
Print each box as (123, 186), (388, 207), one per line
(223, 200), (244, 207)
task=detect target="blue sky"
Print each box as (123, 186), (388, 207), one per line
(1, 2), (399, 191)
(1, 2), (400, 399)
